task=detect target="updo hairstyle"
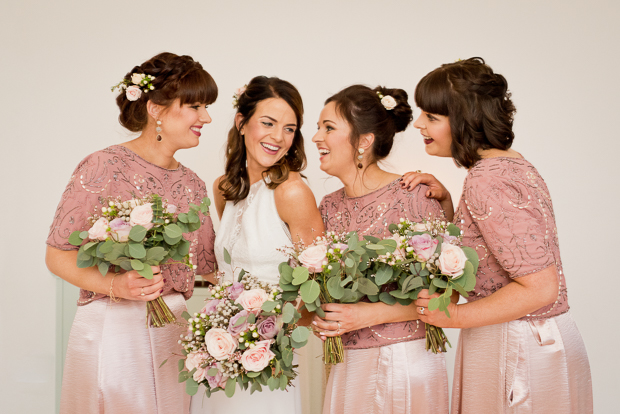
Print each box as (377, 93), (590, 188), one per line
(414, 57), (516, 168)
(116, 52), (218, 132)
(325, 85), (413, 165)
(219, 76), (306, 203)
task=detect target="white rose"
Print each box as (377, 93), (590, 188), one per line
(381, 95), (397, 110)
(240, 340), (275, 372)
(235, 289), (269, 312)
(126, 85), (142, 101)
(129, 203), (154, 230)
(88, 217), (109, 241)
(204, 328), (237, 361)
(131, 73), (144, 84)
(438, 243), (468, 278)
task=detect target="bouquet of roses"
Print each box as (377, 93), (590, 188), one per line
(363, 217), (478, 353)
(278, 232), (378, 364)
(177, 266), (310, 398)
(68, 193), (211, 327)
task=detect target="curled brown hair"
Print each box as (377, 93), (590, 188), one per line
(116, 52), (218, 132)
(414, 57), (516, 168)
(219, 76), (306, 203)
(325, 85), (413, 165)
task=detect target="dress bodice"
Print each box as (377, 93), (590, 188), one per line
(214, 180), (292, 285)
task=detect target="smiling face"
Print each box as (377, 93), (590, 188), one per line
(240, 97), (297, 173)
(312, 102), (357, 178)
(413, 110), (452, 158)
(159, 99), (212, 149)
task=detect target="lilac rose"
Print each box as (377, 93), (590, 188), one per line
(227, 282), (244, 300)
(109, 218), (132, 242)
(206, 363), (228, 389)
(228, 310), (251, 337)
(441, 233), (459, 243)
(201, 299), (220, 315)
(408, 233), (439, 261)
(257, 315), (280, 340)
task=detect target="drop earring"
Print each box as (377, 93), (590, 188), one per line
(357, 148), (364, 169)
(156, 120), (162, 142)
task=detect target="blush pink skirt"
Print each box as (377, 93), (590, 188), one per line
(323, 339), (449, 414)
(60, 293), (190, 414)
(451, 311), (592, 414)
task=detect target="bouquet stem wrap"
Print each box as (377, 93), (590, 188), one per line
(146, 296), (177, 328)
(319, 289), (344, 365)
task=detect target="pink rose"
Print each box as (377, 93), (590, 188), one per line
(166, 204), (177, 214)
(88, 217), (109, 241)
(298, 244), (328, 272)
(125, 85), (142, 101)
(257, 315), (279, 340)
(227, 282), (244, 300)
(185, 351), (208, 372)
(205, 363), (228, 389)
(409, 233), (439, 261)
(201, 299), (220, 315)
(204, 328), (237, 361)
(235, 289), (269, 312)
(109, 218), (132, 242)
(240, 340), (275, 372)
(129, 203), (154, 230)
(438, 243), (468, 278)
(228, 310), (251, 337)
(441, 233), (459, 243)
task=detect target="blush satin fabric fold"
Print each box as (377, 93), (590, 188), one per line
(323, 339), (449, 414)
(451, 311), (592, 414)
(60, 293), (190, 414)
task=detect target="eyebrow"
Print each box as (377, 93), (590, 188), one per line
(261, 115), (297, 128)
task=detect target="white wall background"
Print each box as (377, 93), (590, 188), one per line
(1, 0), (618, 412)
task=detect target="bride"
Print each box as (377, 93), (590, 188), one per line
(190, 76), (324, 413)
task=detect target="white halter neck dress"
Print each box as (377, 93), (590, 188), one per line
(190, 179), (301, 414)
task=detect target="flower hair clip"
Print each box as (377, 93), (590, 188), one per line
(232, 84), (247, 108)
(111, 73), (156, 102)
(376, 91), (397, 111)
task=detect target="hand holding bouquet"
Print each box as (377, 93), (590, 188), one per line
(68, 194), (211, 327)
(177, 270), (310, 397)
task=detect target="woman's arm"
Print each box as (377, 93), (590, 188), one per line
(46, 246), (164, 301)
(414, 265), (559, 329)
(400, 172), (454, 221)
(212, 175), (227, 221)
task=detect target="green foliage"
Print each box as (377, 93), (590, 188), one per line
(300, 280), (320, 303)
(69, 231), (85, 246)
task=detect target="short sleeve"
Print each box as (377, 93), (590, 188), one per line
(464, 173), (555, 278)
(46, 153), (111, 250)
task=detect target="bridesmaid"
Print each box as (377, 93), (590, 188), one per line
(404, 57), (593, 413)
(46, 52), (218, 414)
(312, 85), (450, 414)
(190, 76), (324, 413)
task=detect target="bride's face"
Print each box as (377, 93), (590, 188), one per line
(239, 98), (297, 172)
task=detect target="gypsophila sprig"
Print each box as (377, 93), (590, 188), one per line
(68, 194), (211, 327)
(232, 84), (247, 108)
(176, 268), (309, 398)
(111, 73), (156, 101)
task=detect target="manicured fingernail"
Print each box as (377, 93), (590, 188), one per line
(163, 279), (167, 282)
(312, 321), (318, 325)
(319, 332), (325, 335)
(160, 289), (163, 293)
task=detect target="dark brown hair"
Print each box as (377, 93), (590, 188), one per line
(116, 52), (218, 132)
(219, 76), (306, 203)
(325, 85), (413, 165)
(414, 57), (516, 168)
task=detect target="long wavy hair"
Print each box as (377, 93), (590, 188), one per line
(414, 57), (516, 169)
(219, 76), (306, 203)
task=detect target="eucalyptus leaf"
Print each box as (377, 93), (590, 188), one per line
(379, 292), (396, 305)
(279, 281), (298, 292)
(261, 301), (277, 312)
(292, 266), (310, 286)
(178, 370), (190, 383)
(279, 264), (293, 283)
(137, 264), (154, 279)
(428, 282), (438, 296)
(247, 312), (256, 324)
(281, 291), (298, 301)
(345, 257), (354, 268)
(389, 290), (409, 299)
(129, 225), (147, 242)
(185, 378), (199, 395)
(447, 223), (461, 237)
(207, 367), (219, 376)
(356, 278), (379, 295)
(290, 338), (308, 349)
(146, 246), (166, 262)
(304, 301), (317, 312)
(130, 259), (145, 271)
(300, 280), (320, 303)
(375, 266), (394, 285)
(159, 358), (168, 368)
(177, 239), (190, 256)
(462, 247), (480, 274)
(340, 275), (352, 287)
(363, 235), (381, 244)
(225, 377), (236, 398)
(327, 276), (345, 299)
(282, 302), (296, 323)
(128, 243), (146, 259)
(99, 239), (114, 254)
(428, 297), (440, 311)
(291, 326), (310, 343)
(246, 371), (261, 378)
(267, 376), (279, 391)
(402, 275), (423, 293)
(315, 307), (326, 318)
(281, 348), (294, 367)
(280, 374), (288, 390)
(98, 261), (109, 277)
(250, 380), (262, 394)
(432, 278), (448, 288)
(223, 248), (231, 265)
(182, 311), (191, 320)
(233, 315), (248, 327)
(68, 231), (84, 246)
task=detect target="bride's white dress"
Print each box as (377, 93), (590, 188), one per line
(190, 180), (302, 414)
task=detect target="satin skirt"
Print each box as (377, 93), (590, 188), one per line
(323, 340), (449, 414)
(60, 293), (190, 414)
(451, 311), (592, 414)
(189, 357), (302, 414)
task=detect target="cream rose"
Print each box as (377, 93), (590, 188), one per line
(166, 204), (177, 214)
(240, 340), (275, 372)
(235, 289), (269, 312)
(131, 73), (144, 84)
(88, 217), (109, 241)
(204, 328), (237, 361)
(438, 243), (468, 278)
(298, 244), (328, 272)
(413, 222), (430, 232)
(381, 95), (397, 110)
(129, 203), (154, 230)
(126, 85), (142, 101)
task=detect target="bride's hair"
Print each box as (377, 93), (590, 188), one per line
(219, 76), (306, 203)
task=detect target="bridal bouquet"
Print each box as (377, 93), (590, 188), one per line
(364, 217), (479, 353)
(177, 269), (310, 397)
(278, 232), (378, 364)
(68, 194), (211, 327)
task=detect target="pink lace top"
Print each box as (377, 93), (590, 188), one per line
(454, 157), (569, 321)
(46, 145), (216, 305)
(319, 179), (444, 349)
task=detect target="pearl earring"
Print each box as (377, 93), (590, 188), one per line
(156, 120), (162, 142)
(357, 148), (364, 169)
